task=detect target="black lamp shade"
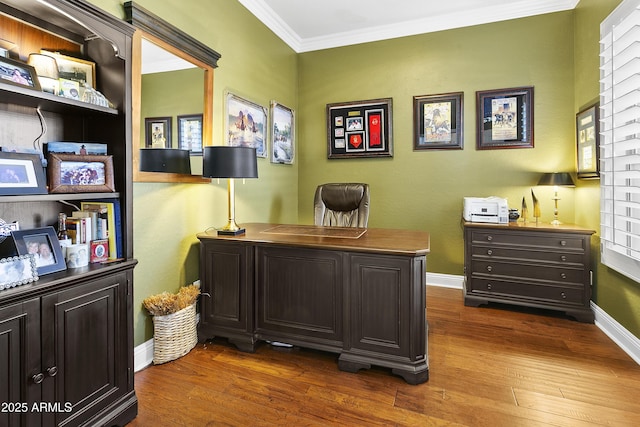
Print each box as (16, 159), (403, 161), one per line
(203, 146), (258, 178)
(140, 148), (191, 174)
(538, 172), (575, 187)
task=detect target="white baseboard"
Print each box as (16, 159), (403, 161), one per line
(133, 273), (640, 371)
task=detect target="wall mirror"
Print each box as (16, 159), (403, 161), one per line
(125, 1), (221, 183)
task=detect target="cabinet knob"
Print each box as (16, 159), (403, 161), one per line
(487, 249), (493, 256)
(487, 283), (492, 290)
(487, 235), (493, 241)
(560, 240), (567, 246)
(561, 273), (567, 279)
(32, 373), (45, 384)
(560, 255), (567, 262)
(486, 266), (493, 272)
(561, 292), (567, 299)
(47, 366), (58, 377)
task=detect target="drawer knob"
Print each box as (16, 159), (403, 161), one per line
(487, 249), (493, 256)
(487, 236), (493, 241)
(487, 266), (493, 272)
(561, 292), (567, 299)
(560, 255), (567, 262)
(47, 366), (58, 377)
(487, 283), (492, 290)
(561, 273), (567, 279)
(560, 240), (567, 246)
(32, 373), (44, 384)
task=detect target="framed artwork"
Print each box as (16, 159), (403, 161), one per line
(45, 141), (108, 156)
(40, 49), (96, 88)
(0, 56), (41, 90)
(576, 102), (600, 179)
(145, 117), (172, 148)
(0, 152), (47, 195)
(0, 254), (38, 290)
(270, 101), (294, 164)
(47, 153), (115, 193)
(178, 114), (203, 155)
(12, 227), (66, 275)
(413, 92), (463, 150)
(225, 92), (267, 158)
(326, 98), (393, 159)
(476, 86), (534, 149)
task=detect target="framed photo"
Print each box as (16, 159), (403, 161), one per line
(47, 153), (115, 193)
(40, 50), (96, 88)
(177, 114), (203, 155)
(414, 92), (463, 150)
(225, 91), (267, 158)
(270, 101), (294, 164)
(326, 98), (393, 159)
(0, 56), (41, 90)
(0, 254), (38, 290)
(576, 102), (600, 179)
(12, 226), (66, 275)
(45, 141), (107, 156)
(476, 86), (534, 149)
(0, 152), (47, 195)
(145, 117), (172, 148)
(0, 220), (19, 238)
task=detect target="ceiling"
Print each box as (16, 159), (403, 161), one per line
(238, 0), (579, 53)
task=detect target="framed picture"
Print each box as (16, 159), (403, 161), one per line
(47, 153), (115, 193)
(0, 254), (38, 290)
(145, 117), (172, 148)
(0, 152), (47, 195)
(0, 220), (19, 238)
(12, 226), (66, 275)
(576, 102), (600, 179)
(45, 141), (108, 156)
(326, 98), (393, 159)
(270, 101), (294, 164)
(413, 92), (463, 150)
(476, 86), (534, 149)
(0, 56), (41, 90)
(225, 91), (267, 158)
(177, 114), (203, 155)
(40, 49), (96, 88)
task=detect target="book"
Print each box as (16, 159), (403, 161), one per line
(71, 211), (94, 243)
(81, 201), (117, 259)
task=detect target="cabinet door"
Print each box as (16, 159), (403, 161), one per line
(0, 298), (41, 427)
(40, 273), (129, 427)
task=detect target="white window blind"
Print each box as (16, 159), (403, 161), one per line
(600, 0), (640, 283)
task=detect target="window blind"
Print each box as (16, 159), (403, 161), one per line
(600, 0), (640, 283)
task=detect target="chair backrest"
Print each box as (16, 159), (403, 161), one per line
(314, 183), (370, 227)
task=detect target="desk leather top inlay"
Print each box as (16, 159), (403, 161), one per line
(262, 224), (367, 239)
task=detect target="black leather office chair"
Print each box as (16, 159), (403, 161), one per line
(313, 183), (370, 227)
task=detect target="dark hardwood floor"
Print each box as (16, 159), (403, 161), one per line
(127, 286), (640, 426)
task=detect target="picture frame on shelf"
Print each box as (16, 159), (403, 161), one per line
(225, 91), (267, 158)
(145, 117), (172, 148)
(413, 92), (464, 150)
(177, 114), (203, 155)
(326, 98), (393, 159)
(45, 141), (108, 156)
(0, 254), (38, 290)
(476, 86), (534, 150)
(47, 153), (115, 193)
(270, 101), (294, 164)
(40, 49), (96, 88)
(12, 227), (66, 275)
(0, 56), (41, 91)
(0, 152), (47, 195)
(576, 102), (600, 179)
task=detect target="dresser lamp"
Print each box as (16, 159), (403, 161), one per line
(538, 172), (575, 225)
(27, 53), (59, 94)
(203, 146), (258, 235)
(140, 148), (191, 174)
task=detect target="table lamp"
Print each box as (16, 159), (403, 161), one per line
(27, 53), (59, 94)
(203, 146), (258, 235)
(140, 148), (191, 174)
(537, 172), (575, 225)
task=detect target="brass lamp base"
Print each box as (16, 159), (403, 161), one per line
(218, 226), (246, 236)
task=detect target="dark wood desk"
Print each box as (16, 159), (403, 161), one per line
(197, 223), (430, 384)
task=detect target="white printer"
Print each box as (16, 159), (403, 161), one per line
(463, 197), (509, 224)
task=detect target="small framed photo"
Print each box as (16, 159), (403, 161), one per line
(0, 56), (41, 91)
(0, 220), (19, 238)
(0, 152), (47, 195)
(47, 153), (115, 193)
(12, 227), (66, 275)
(225, 91), (267, 158)
(0, 254), (38, 290)
(476, 86), (534, 149)
(270, 101), (294, 164)
(414, 92), (464, 150)
(45, 141), (108, 156)
(40, 49), (96, 88)
(326, 98), (393, 159)
(145, 117), (172, 148)
(576, 102), (600, 179)
(178, 114), (203, 155)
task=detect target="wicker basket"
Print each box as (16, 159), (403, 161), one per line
(152, 302), (197, 364)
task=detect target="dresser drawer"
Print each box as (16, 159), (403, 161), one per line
(470, 259), (584, 284)
(470, 245), (585, 265)
(470, 230), (586, 251)
(467, 277), (584, 305)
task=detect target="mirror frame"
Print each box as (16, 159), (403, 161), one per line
(124, 1), (221, 183)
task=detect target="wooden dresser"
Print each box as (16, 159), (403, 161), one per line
(463, 221), (595, 322)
